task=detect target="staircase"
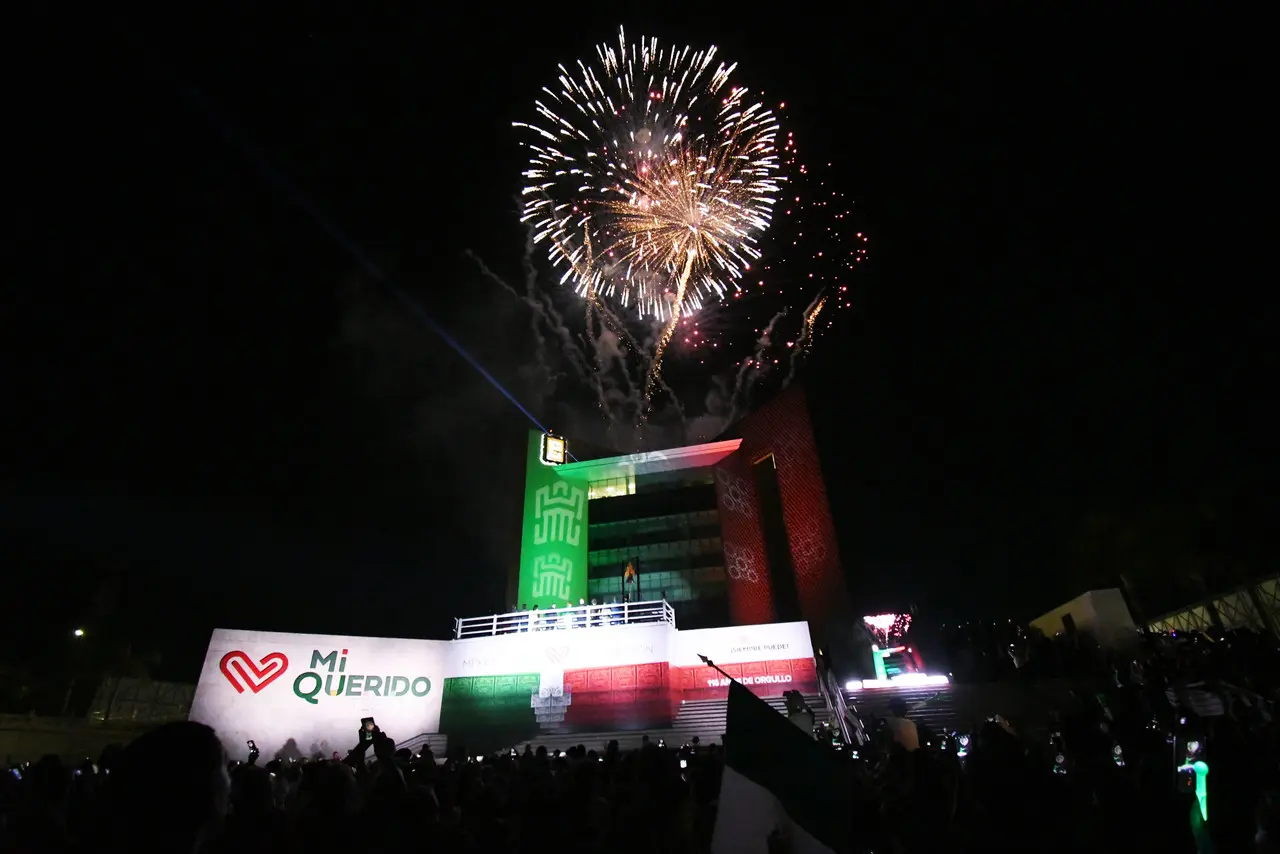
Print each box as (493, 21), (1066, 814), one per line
(844, 685), (965, 737)
(396, 694), (831, 757)
(663, 694), (832, 747)
(843, 682), (1058, 741)
(390, 732), (450, 757)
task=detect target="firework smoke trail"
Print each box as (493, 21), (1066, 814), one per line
(723, 307), (788, 426)
(781, 291), (828, 387)
(563, 233), (666, 439)
(519, 233), (554, 383)
(469, 249), (598, 376)
(467, 249), (608, 419)
(585, 281), (689, 441)
(469, 246), (688, 449)
(570, 233), (688, 435)
(583, 296), (634, 440)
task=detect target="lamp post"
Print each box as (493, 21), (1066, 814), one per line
(61, 628), (88, 716)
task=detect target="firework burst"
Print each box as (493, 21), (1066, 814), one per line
(495, 30), (868, 442)
(515, 27), (783, 324)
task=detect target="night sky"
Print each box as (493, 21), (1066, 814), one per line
(5, 9), (1271, 682)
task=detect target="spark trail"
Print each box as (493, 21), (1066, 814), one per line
(643, 248), (696, 414)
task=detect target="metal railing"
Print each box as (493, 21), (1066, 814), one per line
(454, 599), (676, 639)
(815, 658), (862, 747)
(833, 670), (871, 745)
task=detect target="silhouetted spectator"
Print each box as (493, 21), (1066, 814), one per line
(105, 721), (228, 853)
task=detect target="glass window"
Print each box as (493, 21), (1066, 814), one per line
(588, 475), (637, 500)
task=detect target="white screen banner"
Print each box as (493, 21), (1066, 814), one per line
(188, 629), (448, 759)
(191, 620), (813, 755)
(669, 621), (814, 667)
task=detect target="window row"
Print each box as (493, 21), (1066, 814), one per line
(586, 567), (726, 604)
(587, 476), (636, 500)
(588, 524), (721, 553)
(590, 509), (718, 540)
(642, 567), (727, 587)
(588, 537), (723, 568)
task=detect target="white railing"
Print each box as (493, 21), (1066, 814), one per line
(454, 599), (676, 639)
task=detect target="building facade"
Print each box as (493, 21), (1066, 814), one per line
(516, 386), (849, 634)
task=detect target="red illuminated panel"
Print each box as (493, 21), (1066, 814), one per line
(561, 663), (674, 730)
(714, 451), (775, 625)
(675, 657), (818, 702)
(727, 386), (848, 630)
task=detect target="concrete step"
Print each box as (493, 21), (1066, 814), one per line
(845, 681), (1069, 744)
(388, 732), (449, 756)
(400, 694), (830, 757)
(844, 686), (963, 735)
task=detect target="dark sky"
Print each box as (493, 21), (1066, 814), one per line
(5, 8), (1272, 680)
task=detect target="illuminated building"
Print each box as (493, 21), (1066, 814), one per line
(188, 388), (859, 755)
(515, 385), (851, 633)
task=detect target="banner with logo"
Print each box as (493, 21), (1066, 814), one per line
(191, 621), (815, 755)
(189, 629), (448, 760)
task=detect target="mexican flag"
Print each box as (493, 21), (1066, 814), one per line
(711, 682), (850, 854)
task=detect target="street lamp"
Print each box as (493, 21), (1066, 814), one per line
(63, 628), (88, 715)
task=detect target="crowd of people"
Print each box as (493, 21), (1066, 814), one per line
(3, 625), (1279, 852)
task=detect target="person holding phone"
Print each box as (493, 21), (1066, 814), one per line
(350, 716), (389, 765)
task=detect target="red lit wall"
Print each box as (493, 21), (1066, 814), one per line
(714, 386), (848, 630)
(556, 657), (816, 730)
(675, 657), (818, 702)
(563, 662), (673, 730)
(713, 449), (775, 625)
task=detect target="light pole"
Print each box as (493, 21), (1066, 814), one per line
(62, 628), (88, 715)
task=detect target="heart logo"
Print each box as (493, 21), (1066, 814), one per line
(219, 651), (289, 694)
(545, 646), (570, 665)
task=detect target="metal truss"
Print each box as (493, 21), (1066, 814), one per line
(1147, 575), (1280, 638)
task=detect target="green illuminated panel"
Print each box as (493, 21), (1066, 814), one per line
(439, 674), (541, 747)
(518, 431), (589, 608)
